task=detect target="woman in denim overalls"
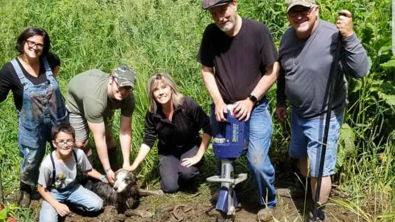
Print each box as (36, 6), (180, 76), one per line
(0, 27), (67, 207)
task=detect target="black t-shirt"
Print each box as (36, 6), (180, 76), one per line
(197, 18), (278, 104)
(0, 52), (61, 111)
(142, 97), (212, 155)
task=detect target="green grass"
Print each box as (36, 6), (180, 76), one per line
(0, 0), (394, 220)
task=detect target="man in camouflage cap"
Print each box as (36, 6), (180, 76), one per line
(112, 65), (137, 88)
(66, 65), (136, 184)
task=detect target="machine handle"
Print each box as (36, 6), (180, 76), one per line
(206, 173), (247, 185)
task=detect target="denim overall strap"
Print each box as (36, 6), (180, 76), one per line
(43, 58), (53, 78)
(42, 57), (68, 125)
(10, 59), (30, 87)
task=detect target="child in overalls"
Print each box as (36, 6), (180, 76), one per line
(38, 124), (106, 222)
(0, 27), (68, 206)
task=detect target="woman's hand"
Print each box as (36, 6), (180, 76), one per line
(122, 163), (134, 171)
(181, 154), (203, 168)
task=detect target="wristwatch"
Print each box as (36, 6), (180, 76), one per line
(249, 94), (258, 103)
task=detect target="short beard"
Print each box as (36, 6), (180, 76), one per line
(217, 23), (234, 33)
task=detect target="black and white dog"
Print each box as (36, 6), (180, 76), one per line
(84, 169), (163, 214)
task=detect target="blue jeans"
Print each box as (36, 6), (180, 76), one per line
(39, 183), (103, 222)
(246, 99), (276, 207)
(289, 110), (344, 177)
(211, 99), (277, 207)
(18, 121), (53, 185)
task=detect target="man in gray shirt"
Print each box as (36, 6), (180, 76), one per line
(276, 0), (368, 220)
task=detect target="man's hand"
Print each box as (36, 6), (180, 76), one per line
(55, 203), (70, 217)
(276, 106), (287, 122)
(234, 98), (254, 121)
(336, 10), (354, 38)
(180, 154), (203, 168)
(214, 101), (228, 122)
(106, 169), (115, 185)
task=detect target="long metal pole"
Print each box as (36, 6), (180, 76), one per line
(312, 30), (343, 221)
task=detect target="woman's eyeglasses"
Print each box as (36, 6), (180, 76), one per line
(26, 40), (44, 49)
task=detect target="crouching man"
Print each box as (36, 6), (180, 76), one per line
(66, 66), (136, 184)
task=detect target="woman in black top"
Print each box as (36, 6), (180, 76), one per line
(0, 27), (67, 207)
(130, 73), (211, 193)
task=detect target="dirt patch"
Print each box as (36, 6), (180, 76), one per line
(23, 184), (362, 222)
(5, 169), (363, 222)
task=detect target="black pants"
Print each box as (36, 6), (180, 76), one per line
(159, 146), (202, 193)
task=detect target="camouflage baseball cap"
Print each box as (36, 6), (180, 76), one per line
(286, 0), (316, 12)
(112, 65), (137, 89)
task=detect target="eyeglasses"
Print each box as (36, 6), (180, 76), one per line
(55, 140), (74, 148)
(26, 40), (44, 49)
(288, 7), (314, 17)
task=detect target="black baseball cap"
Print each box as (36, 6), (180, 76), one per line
(202, 0), (233, 10)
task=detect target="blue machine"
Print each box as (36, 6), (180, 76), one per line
(207, 105), (249, 221)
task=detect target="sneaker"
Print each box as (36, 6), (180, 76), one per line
(257, 207), (274, 222)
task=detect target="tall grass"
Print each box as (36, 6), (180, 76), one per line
(0, 0), (393, 220)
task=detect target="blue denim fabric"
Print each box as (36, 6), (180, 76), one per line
(289, 110), (344, 177)
(39, 183), (103, 222)
(11, 58), (68, 185)
(246, 99), (276, 207)
(210, 98), (276, 207)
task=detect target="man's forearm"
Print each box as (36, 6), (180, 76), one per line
(251, 62), (280, 100)
(201, 68), (224, 105)
(119, 127), (132, 167)
(93, 133), (111, 171)
(343, 33), (369, 78)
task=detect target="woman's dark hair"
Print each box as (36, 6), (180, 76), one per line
(52, 124), (75, 140)
(15, 27), (51, 57)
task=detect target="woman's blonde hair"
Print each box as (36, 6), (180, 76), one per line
(147, 72), (184, 113)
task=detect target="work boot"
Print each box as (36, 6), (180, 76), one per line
(18, 182), (31, 207)
(257, 207), (274, 222)
(108, 148), (119, 171)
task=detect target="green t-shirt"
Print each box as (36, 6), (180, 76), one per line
(66, 69), (135, 123)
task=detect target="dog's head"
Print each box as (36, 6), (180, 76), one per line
(113, 169), (137, 193)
